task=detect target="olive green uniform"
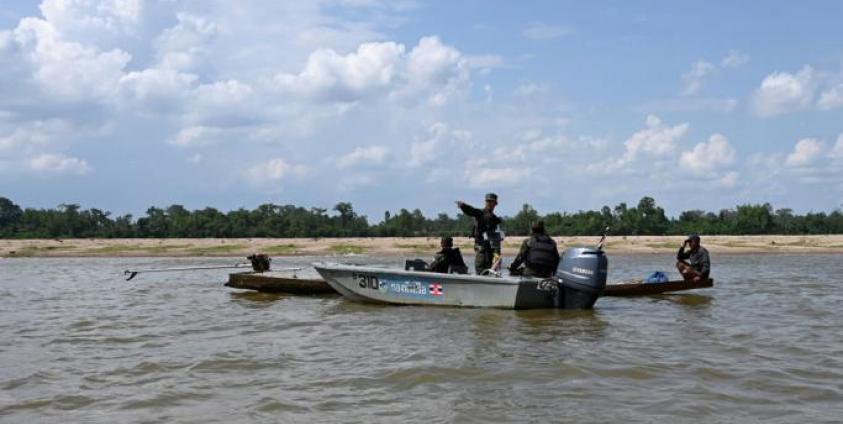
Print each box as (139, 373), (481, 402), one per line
(509, 234), (560, 278)
(428, 247), (467, 274)
(458, 202), (502, 274)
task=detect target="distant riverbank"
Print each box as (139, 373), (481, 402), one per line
(2, 235), (842, 258)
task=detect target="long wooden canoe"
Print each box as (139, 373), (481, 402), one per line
(603, 279), (713, 297)
(225, 272), (336, 295)
(226, 272), (713, 298)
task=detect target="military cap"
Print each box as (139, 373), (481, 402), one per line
(686, 233), (701, 242)
(485, 193), (498, 202)
(441, 236), (454, 247)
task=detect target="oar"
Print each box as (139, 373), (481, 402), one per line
(124, 263), (252, 281)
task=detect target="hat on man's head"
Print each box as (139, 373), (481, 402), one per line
(441, 236), (453, 248)
(485, 193), (498, 202)
(531, 221), (546, 234)
(686, 233), (701, 242)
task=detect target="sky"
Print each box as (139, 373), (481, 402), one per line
(1, 0), (842, 221)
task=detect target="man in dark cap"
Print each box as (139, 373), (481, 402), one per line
(429, 236), (467, 274)
(456, 193), (502, 274)
(676, 233), (711, 283)
(509, 221), (560, 278)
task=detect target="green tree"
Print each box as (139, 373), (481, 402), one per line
(734, 203), (773, 234)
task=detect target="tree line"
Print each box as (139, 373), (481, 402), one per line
(1, 196), (842, 239)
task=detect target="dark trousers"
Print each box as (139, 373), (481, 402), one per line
(474, 242), (498, 274)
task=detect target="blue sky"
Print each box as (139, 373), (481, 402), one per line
(1, 1), (842, 221)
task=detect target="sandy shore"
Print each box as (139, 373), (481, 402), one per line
(1, 235), (842, 258)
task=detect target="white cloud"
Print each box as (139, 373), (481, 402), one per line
(155, 13), (217, 71)
(244, 157), (308, 182)
(522, 22), (573, 40)
(464, 163), (531, 187)
(404, 36), (469, 106)
(169, 125), (223, 146)
(0, 119), (74, 150)
(817, 84), (843, 110)
(275, 36), (468, 106)
(337, 173), (375, 190)
(514, 82), (550, 97)
(40, 0), (143, 35)
(752, 66), (817, 117)
(337, 145), (388, 168)
(27, 153), (91, 175)
(785, 138), (824, 167)
(717, 171), (739, 188)
(721, 50), (749, 68)
(832, 134), (843, 159)
(12, 16), (131, 100)
(117, 68), (197, 111)
(681, 60), (715, 95)
(619, 115), (688, 164)
(194, 80), (253, 104)
(679, 133), (736, 173)
(276, 40), (405, 102)
(408, 122), (472, 167)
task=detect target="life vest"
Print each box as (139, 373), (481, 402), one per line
(526, 235), (559, 271)
(446, 248), (466, 267)
(430, 248), (466, 273)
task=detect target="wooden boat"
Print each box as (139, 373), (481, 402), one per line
(603, 278), (713, 297)
(225, 272), (336, 295)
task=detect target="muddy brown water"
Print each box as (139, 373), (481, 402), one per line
(1, 254), (841, 423)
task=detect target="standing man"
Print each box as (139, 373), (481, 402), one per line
(457, 193), (502, 274)
(508, 221), (560, 278)
(676, 233), (711, 283)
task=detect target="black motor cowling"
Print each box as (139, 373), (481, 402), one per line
(554, 247), (608, 309)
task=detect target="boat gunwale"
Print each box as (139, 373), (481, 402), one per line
(312, 261), (543, 286)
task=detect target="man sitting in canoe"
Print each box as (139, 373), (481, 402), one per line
(676, 233), (710, 283)
(508, 221), (560, 278)
(429, 236), (468, 274)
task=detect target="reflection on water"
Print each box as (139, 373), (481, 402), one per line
(654, 293), (713, 307)
(1, 253), (842, 423)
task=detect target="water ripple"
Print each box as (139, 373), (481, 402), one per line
(1, 254), (842, 423)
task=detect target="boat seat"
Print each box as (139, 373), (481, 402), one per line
(404, 259), (429, 271)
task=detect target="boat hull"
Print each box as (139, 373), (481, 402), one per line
(604, 279), (713, 296)
(225, 272), (336, 295)
(313, 263), (587, 310)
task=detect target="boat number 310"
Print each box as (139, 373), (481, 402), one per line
(353, 273), (380, 289)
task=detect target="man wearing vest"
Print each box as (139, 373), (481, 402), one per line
(428, 236), (468, 274)
(508, 221), (560, 278)
(456, 193), (502, 274)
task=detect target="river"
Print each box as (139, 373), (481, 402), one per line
(1, 254), (841, 423)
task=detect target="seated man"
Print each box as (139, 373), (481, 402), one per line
(676, 233), (711, 283)
(429, 236), (468, 274)
(508, 221), (560, 278)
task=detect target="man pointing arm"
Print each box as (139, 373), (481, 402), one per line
(456, 193), (501, 274)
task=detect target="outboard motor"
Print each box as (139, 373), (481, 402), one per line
(554, 247), (608, 309)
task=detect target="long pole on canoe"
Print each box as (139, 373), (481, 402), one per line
(124, 263), (252, 281)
